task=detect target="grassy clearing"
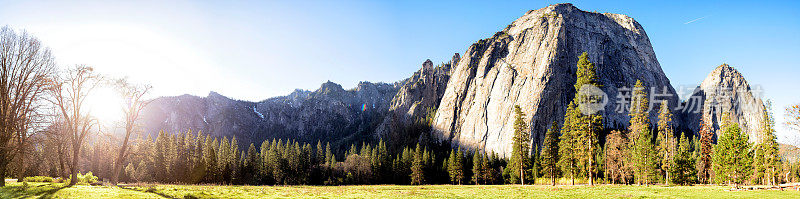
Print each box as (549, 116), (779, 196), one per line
(0, 182), (798, 198)
(0, 182), (163, 199)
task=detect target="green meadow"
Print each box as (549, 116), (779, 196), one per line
(1, 182), (797, 199)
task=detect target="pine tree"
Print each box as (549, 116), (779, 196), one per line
(325, 142), (333, 167)
(316, 141), (325, 166)
(530, 144), (540, 185)
(410, 143), (425, 185)
(376, 140), (390, 183)
(422, 147), (432, 183)
(153, 131), (169, 182)
(259, 140), (271, 184)
(480, 152), (491, 184)
(447, 149), (457, 184)
(656, 101), (676, 183)
(190, 133), (208, 184)
(204, 137), (218, 183)
(243, 143), (258, 184)
(272, 139), (284, 184)
(229, 137), (240, 183)
(218, 137), (231, 183)
(472, 151), (483, 185)
(753, 143), (766, 184)
(712, 121), (752, 188)
(540, 121), (560, 186)
(696, 116), (713, 184)
(455, 148), (464, 184)
(760, 100), (780, 185)
(670, 132), (696, 185)
(511, 105), (530, 185)
(558, 102), (580, 185)
(572, 52), (603, 185)
(629, 80), (657, 185)
(447, 148), (465, 184)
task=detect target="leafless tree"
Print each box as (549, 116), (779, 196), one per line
(46, 65), (101, 186)
(604, 130), (633, 184)
(111, 78), (151, 184)
(0, 26), (55, 186)
(42, 119), (71, 179)
(786, 104), (800, 133)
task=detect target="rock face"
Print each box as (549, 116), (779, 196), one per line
(141, 81), (400, 148)
(683, 64), (765, 142)
(430, 3), (681, 157)
(141, 3), (766, 157)
(375, 54), (458, 144)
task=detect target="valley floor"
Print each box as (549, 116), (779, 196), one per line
(1, 182), (798, 199)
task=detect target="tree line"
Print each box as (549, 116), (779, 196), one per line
(50, 129), (513, 185)
(3, 25), (800, 187)
(509, 52), (794, 187)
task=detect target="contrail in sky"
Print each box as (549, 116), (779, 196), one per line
(684, 15), (709, 24)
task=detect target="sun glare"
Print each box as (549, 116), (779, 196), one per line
(86, 86), (124, 125)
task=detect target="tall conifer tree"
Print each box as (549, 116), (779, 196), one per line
(558, 102), (580, 185)
(410, 143), (425, 185)
(541, 121), (560, 186)
(571, 52), (603, 185)
(629, 80), (657, 185)
(712, 121), (752, 188)
(511, 105), (530, 185)
(657, 101), (676, 183)
(670, 132), (696, 185)
(759, 100), (780, 185)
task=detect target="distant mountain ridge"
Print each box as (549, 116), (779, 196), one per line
(141, 81), (400, 149)
(140, 3), (782, 156)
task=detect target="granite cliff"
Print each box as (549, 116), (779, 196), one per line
(430, 3), (681, 156)
(683, 64), (766, 142)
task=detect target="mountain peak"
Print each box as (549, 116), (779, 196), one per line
(715, 63), (735, 72)
(527, 3), (576, 15)
(688, 63), (764, 142)
(706, 63), (747, 87)
(317, 80), (345, 95)
(547, 3), (577, 11)
(208, 91), (225, 98)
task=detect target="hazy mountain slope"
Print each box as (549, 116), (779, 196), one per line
(141, 81), (399, 148)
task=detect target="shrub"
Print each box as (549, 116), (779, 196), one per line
(66, 172), (100, 185)
(80, 172), (99, 184)
(22, 176), (54, 183)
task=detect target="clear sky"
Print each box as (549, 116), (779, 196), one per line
(1, 0), (798, 144)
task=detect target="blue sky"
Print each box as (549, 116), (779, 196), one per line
(1, 0), (798, 144)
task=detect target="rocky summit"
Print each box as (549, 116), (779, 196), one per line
(683, 64), (766, 142)
(374, 54), (458, 145)
(140, 3), (766, 157)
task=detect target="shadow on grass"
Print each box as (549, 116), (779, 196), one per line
(118, 185), (178, 199)
(0, 183), (67, 199)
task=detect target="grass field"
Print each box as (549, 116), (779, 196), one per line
(1, 182), (798, 199)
